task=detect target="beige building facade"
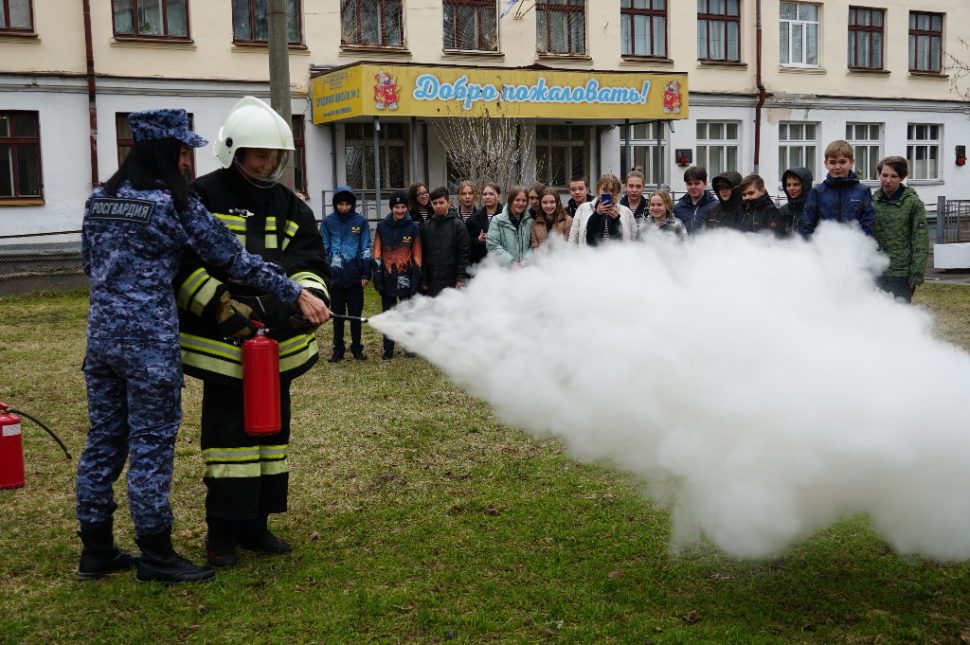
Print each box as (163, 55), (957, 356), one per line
(1, 0), (968, 234)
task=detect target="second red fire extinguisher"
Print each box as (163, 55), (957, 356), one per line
(242, 323), (281, 436)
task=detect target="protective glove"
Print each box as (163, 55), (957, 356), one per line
(215, 292), (257, 338)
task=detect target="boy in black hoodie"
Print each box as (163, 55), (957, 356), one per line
(777, 167), (813, 237)
(736, 174), (782, 234)
(703, 171), (744, 230)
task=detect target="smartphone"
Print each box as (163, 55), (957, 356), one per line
(599, 193), (612, 205)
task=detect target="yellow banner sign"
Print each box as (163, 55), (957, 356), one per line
(311, 63), (688, 124)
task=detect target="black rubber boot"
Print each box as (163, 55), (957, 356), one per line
(135, 529), (215, 583)
(205, 517), (238, 568)
(236, 515), (291, 555)
(76, 520), (139, 580)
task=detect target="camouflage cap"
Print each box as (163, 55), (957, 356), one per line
(128, 109), (208, 148)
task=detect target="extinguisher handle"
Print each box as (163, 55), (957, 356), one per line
(0, 401), (8, 412)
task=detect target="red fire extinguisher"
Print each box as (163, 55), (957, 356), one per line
(0, 401), (71, 490)
(242, 323), (281, 436)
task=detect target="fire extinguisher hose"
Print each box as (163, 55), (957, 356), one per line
(8, 408), (72, 461)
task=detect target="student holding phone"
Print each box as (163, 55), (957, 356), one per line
(567, 174), (635, 246)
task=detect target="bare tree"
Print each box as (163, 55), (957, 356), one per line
(945, 37), (970, 107)
(435, 111), (537, 191)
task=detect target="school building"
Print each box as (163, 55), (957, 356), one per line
(1, 0), (968, 236)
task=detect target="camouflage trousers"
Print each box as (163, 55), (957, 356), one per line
(76, 338), (184, 535)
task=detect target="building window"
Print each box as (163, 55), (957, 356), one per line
(535, 125), (586, 188)
(778, 122), (817, 175)
(907, 124), (941, 180)
(344, 122), (407, 191)
(341, 0), (402, 47)
(847, 7), (883, 70)
(116, 112), (196, 181)
(695, 121), (739, 179)
(232, 0), (301, 44)
(291, 114), (307, 196)
(536, 0), (586, 55)
(621, 0), (667, 59)
(443, 0), (497, 52)
(697, 0), (740, 63)
(845, 122), (882, 180)
(780, 2), (818, 67)
(0, 111), (42, 200)
(0, 0), (33, 32)
(113, 0), (189, 38)
(908, 12), (942, 74)
(624, 122), (666, 188)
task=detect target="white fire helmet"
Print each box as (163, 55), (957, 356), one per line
(214, 96), (294, 186)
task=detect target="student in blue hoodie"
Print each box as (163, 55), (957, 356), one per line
(321, 186), (372, 361)
(800, 140), (875, 237)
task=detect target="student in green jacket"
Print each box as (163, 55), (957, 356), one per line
(872, 155), (929, 303)
(486, 186), (534, 267)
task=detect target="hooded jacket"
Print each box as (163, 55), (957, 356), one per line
(320, 185), (372, 287)
(777, 167), (813, 237)
(800, 170), (875, 237)
(703, 171), (744, 231)
(373, 211), (422, 297)
(672, 189), (718, 235)
(872, 185), (929, 285)
(466, 205), (500, 264)
(486, 207), (534, 265)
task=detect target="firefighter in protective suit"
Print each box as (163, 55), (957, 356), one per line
(175, 96), (331, 568)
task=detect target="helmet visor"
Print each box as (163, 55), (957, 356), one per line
(234, 149), (292, 187)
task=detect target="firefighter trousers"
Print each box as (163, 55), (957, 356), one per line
(200, 379), (291, 520)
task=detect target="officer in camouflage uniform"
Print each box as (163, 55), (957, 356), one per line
(77, 108), (330, 584)
(174, 97), (331, 568)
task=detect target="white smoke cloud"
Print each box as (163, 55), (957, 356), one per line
(370, 226), (970, 561)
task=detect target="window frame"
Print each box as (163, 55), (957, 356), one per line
(697, 0), (741, 63)
(443, 0), (498, 53)
(845, 122), (883, 181)
(0, 110), (44, 202)
(908, 11), (943, 74)
(112, 0), (191, 41)
(343, 122), (409, 192)
(623, 121), (667, 189)
(778, 121), (818, 178)
(291, 114), (307, 196)
(535, 124), (588, 190)
(0, 0), (34, 34)
(536, 0), (587, 56)
(906, 123), (942, 182)
(232, 0), (303, 46)
(695, 120), (741, 179)
(115, 111), (197, 182)
(847, 6), (884, 71)
(621, 0), (668, 60)
(340, 0), (404, 49)
(779, 1), (819, 68)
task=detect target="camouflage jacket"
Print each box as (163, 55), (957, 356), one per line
(82, 181), (300, 345)
(872, 185), (929, 285)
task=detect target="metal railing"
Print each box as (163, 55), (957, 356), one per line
(935, 197), (970, 244)
(0, 231), (87, 295)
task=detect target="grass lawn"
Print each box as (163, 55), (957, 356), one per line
(2, 285), (970, 643)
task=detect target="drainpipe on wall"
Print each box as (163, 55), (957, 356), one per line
(753, 0), (767, 174)
(82, 0), (98, 187)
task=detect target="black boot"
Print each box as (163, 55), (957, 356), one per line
(76, 520), (139, 580)
(135, 529), (215, 583)
(205, 517), (238, 568)
(236, 515), (291, 555)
